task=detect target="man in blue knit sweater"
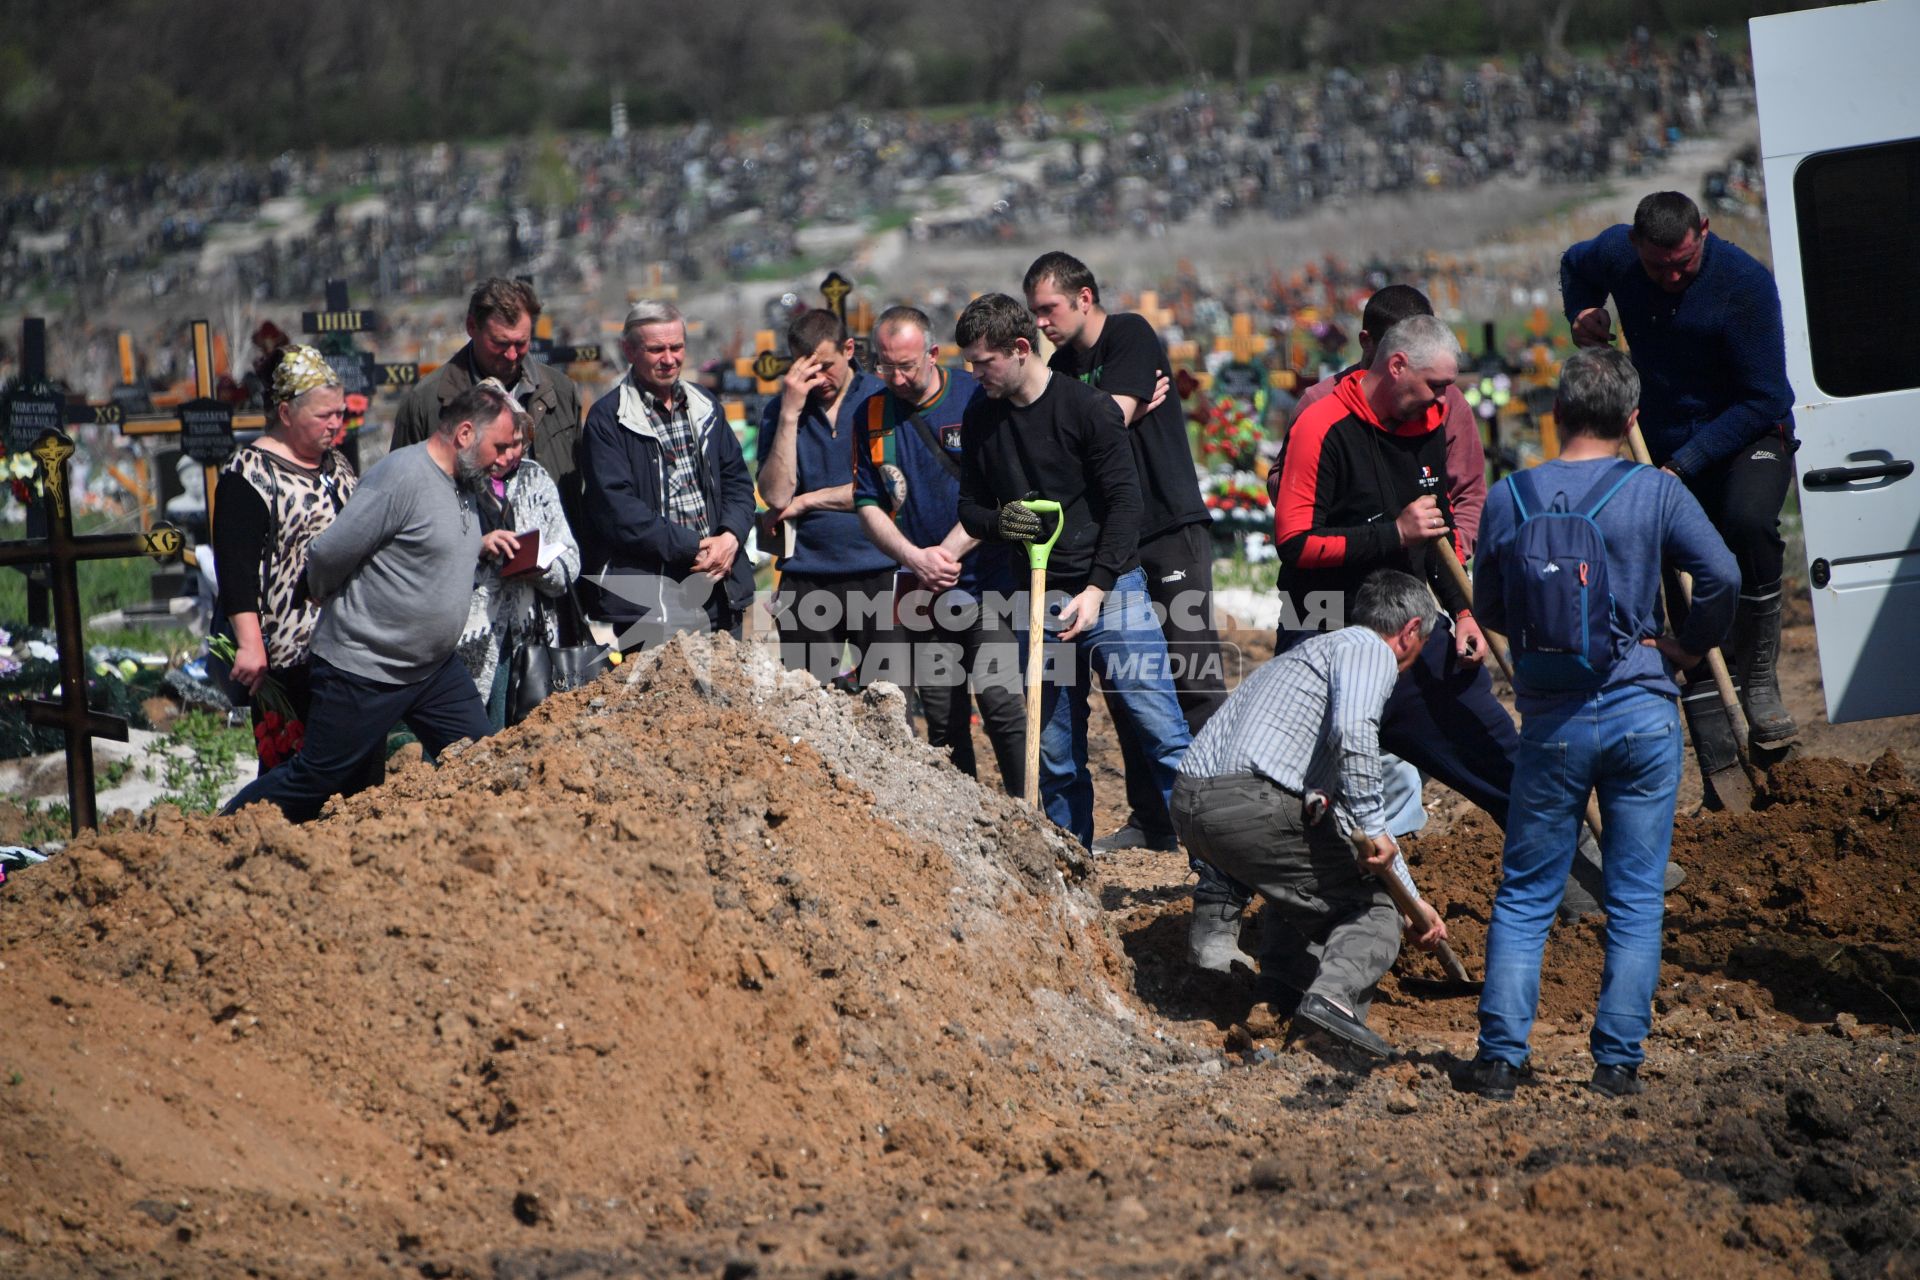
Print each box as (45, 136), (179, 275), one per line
(1561, 190), (1798, 748)
(1461, 347), (1737, 1101)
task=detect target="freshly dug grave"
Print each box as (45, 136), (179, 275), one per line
(2, 634), (1916, 1279)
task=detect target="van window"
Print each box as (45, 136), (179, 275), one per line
(1793, 139), (1920, 398)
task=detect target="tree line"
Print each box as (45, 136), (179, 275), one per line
(4, 0), (1805, 168)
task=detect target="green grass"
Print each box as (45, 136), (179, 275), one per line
(148, 710), (249, 813)
(9, 798), (72, 846)
(737, 255), (828, 284)
(1212, 555), (1280, 594)
(0, 514), (196, 657)
(308, 181), (380, 210)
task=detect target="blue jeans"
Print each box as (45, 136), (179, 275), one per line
(1024, 568), (1192, 848)
(1477, 685), (1682, 1069)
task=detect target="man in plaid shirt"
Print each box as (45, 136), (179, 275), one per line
(583, 300), (756, 651)
(1171, 569), (1447, 1057)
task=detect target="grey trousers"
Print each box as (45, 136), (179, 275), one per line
(1171, 772), (1402, 1018)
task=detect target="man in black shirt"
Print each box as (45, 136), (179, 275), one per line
(955, 293), (1192, 851)
(1026, 251), (1226, 854)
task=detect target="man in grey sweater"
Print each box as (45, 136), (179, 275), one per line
(223, 381), (521, 822)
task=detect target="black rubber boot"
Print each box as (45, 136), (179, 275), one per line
(1736, 585), (1798, 748)
(1680, 682), (1746, 812)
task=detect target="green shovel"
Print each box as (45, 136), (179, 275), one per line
(1020, 499), (1064, 808)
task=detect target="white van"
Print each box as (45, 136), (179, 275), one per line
(1751, 0), (1920, 722)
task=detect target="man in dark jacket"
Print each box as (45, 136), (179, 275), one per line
(582, 299), (755, 651)
(392, 277), (585, 541)
(1561, 190), (1799, 748)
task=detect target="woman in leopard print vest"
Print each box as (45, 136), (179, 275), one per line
(213, 344), (359, 760)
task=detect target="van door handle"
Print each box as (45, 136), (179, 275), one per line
(1803, 460), (1914, 487)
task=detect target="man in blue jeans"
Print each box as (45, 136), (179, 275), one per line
(953, 293), (1191, 848)
(1461, 346), (1736, 1100)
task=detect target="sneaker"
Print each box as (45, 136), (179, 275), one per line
(1293, 993), (1393, 1058)
(1456, 1055), (1524, 1100)
(1092, 822), (1180, 853)
(1590, 1063), (1645, 1097)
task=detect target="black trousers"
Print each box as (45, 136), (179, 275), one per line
(223, 652), (491, 824)
(1680, 434), (1794, 591)
(878, 584), (1027, 797)
(773, 569), (896, 688)
(1108, 522), (1230, 833)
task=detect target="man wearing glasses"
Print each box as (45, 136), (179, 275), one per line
(852, 306), (1026, 795)
(1561, 190), (1800, 752)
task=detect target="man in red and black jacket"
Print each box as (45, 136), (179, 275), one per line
(1272, 314), (1518, 828)
(1179, 316), (1529, 972)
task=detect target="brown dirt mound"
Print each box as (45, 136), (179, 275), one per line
(3, 638), (1916, 1279)
(0, 635), (1173, 1275)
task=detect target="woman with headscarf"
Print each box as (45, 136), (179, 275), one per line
(456, 385), (581, 728)
(213, 344), (358, 763)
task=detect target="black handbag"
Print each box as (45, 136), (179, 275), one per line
(506, 576), (613, 726)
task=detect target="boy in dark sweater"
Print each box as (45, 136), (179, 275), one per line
(1561, 190), (1798, 747)
(954, 293), (1191, 850)
(1462, 346), (1736, 1101)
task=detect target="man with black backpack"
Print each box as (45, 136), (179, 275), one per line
(1459, 346), (1736, 1102)
(854, 305), (1026, 795)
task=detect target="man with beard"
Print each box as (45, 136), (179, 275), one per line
(392, 277), (586, 543)
(1560, 191), (1800, 751)
(223, 381), (520, 822)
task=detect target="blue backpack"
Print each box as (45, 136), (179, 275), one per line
(1502, 459), (1644, 692)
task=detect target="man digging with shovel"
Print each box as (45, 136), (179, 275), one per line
(1170, 569), (1449, 1057)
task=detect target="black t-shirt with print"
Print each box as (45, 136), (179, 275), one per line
(1049, 312), (1209, 541)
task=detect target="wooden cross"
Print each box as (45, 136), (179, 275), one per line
(736, 330), (789, 394)
(0, 427), (186, 833)
(1137, 291), (1175, 332)
(819, 271), (853, 321)
(1138, 291), (1176, 332)
(1214, 312), (1270, 363)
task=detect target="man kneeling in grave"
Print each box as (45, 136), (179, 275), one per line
(1169, 569), (1447, 1057)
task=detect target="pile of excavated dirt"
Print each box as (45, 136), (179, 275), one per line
(0, 635), (1180, 1276)
(2, 632), (1917, 1279)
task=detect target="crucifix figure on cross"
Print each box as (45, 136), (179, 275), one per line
(0, 428), (186, 834)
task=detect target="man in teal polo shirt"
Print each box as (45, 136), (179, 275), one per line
(854, 305), (1025, 795)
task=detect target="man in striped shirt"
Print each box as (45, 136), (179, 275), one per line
(1171, 569), (1447, 1057)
